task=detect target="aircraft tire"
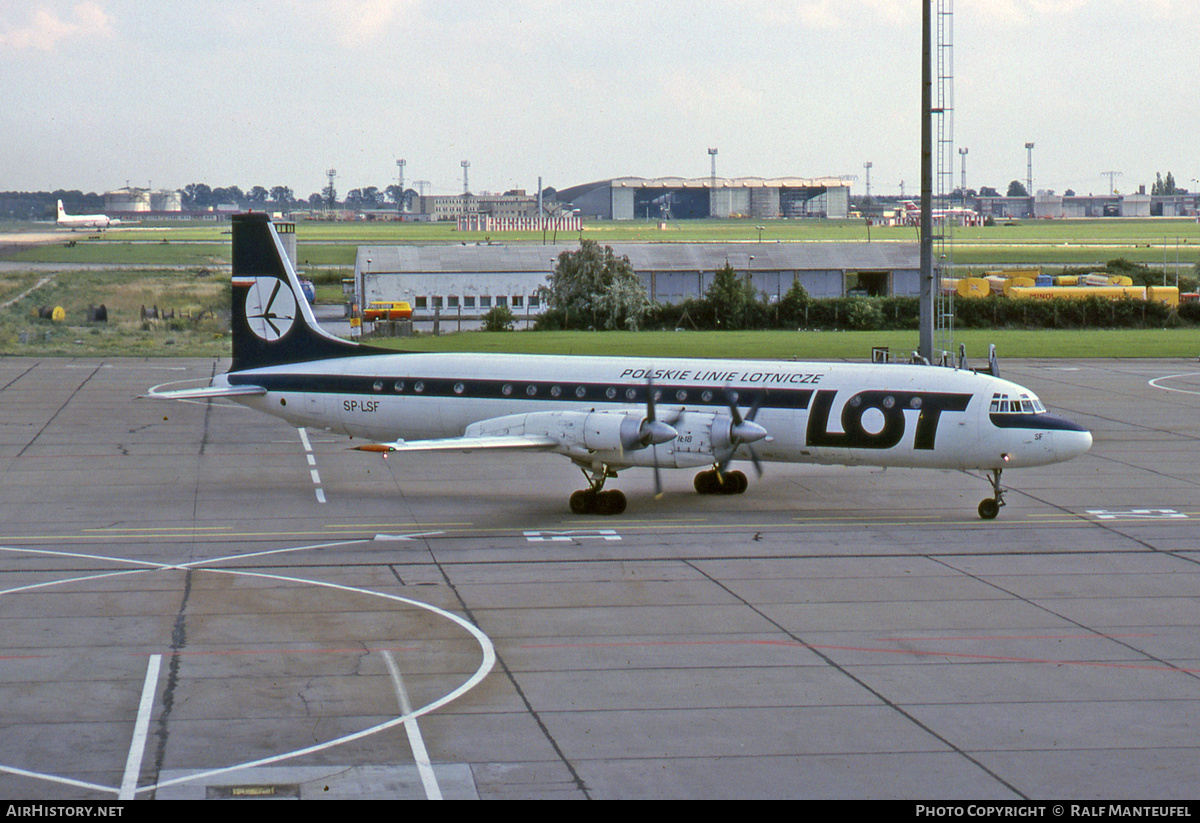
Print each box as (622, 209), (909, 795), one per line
(728, 470), (748, 494)
(570, 489), (597, 515)
(694, 470), (718, 494)
(599, 489), (627, 515)
(978, 498), (1000, 520)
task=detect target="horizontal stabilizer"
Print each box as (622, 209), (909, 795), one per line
(144, 384), (267, 401)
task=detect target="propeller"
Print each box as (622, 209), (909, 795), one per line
(615, 375), (677, 497)
(718, 388), (769, 477)
(635, 375), (678, 449)
(645, 376), (670, 497)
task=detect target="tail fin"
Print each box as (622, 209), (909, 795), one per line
(230, 212), (383, 372)
(56, 200), (66, 220)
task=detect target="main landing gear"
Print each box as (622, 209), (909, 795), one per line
(693, 467), (749, 495)
(978, 468), (1006, 520)
(569, 465), (627, 515)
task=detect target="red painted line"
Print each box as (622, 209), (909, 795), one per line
(517, 638), (1199, 675)
(874, 633), (1155, 642)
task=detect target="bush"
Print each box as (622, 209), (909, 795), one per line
(481, 305), (515, 332)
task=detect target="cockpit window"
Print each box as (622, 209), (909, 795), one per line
(990, 392), (1046, 414)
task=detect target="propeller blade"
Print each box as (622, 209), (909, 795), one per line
(748, 445), (764, 478)
(719, 387), (768, 477)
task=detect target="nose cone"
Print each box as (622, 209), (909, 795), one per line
(1030, 413), (1092, 462)
(643, 419), (679, 447)
(1054, 426), (1093, 461)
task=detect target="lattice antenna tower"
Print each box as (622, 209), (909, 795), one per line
(325, 168), (337, 214)
(933, 0), (955, 361)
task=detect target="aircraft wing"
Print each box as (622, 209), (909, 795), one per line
(354, 434), (560, 454)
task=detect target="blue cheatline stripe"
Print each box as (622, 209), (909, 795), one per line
(228, 372), (817, 411)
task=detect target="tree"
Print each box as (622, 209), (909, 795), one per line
(1152, 172), (1179, 196)
(211, 186), (245, 207)
(705, 261), (759, 330)
(183, 183), (212, 208)
(979, 186), (1000, 197)
(1007, 180), (1029, 198)
(777, 278), (811, 327)
(543, 240), (650, 330)
(247, 186), (269, 204)
(270, 186), (294, 206)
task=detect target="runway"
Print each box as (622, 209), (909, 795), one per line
(1, 356), (1198, 799)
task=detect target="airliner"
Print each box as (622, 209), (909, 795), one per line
(900, 199), (979, 226)
(56, 199), (116, 229)
(149, 213), (1092, 519)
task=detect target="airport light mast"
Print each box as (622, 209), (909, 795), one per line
(708, 148), (718, 217)
(396, 159), (406, 216)
(1025, 142), (1035, 198)
(919, 1), (935, 363)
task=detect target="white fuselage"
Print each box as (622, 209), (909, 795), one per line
(56, 201), (112, 229)
(215, 351), (1092, 473)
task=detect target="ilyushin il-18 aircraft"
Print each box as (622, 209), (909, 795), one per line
(149, 213), (1092, 519)
(56, 199), (117, 229)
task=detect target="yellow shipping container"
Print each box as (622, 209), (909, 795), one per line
(984, 268), (1041, 280)
(956, 277), (990, 298)
(1006, 286), (1147, 301)
(1146, 286), (1179, 306)
(1001, 277), (1036, 297)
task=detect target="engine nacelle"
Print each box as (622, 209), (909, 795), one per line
(465, 410), (675, 454)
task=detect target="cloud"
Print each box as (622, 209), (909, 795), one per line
(289, 0), (423, 47)
(0, 2), (113, 52)
(732, 0), (913, 29)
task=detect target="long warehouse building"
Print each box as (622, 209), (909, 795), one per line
(555, 177), (852, 220)
(354, 242), (918, 322)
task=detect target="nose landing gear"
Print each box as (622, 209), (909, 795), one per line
(978, 468), (1006, 520)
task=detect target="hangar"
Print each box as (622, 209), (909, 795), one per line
(354, 242), (918, 323)
(555, 177), (852, 220)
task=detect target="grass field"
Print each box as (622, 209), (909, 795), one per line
(366, 327), (1200, 360)
(2, 216), (1199, 358)
(4, 216), (1200, 270)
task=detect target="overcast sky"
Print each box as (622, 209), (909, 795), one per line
(3, 0), (1197, 201)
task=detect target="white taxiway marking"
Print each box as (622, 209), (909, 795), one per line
(120, 654), (162, 800)
(297, 427), (326, 503)
(1148, 372), (1200, 396)
(375, 531), (446, 541)
(382, 651), (442, 800)
(525, 529), (621, 542)
(0, 543), (496, 798)
(1088, 508), (1188, 520)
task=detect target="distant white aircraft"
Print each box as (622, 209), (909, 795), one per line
(149, 213), (1092, 519)
(56, 199), (116, 229)
(900, 199), (979, 226)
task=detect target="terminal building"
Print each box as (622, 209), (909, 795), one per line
(354, 241), (917, 323)
(555, 177), (852, 220)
